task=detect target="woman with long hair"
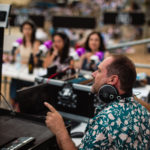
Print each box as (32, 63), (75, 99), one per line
(43, 32), (73, 72)
(16, 20), (41, 64)
(79, 31), (109, 71)
(10, 20), (41, 111)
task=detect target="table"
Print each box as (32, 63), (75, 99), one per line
(2, 63), (47, 96)
(71, 122), (87, 146)
(2, 63), (47, 82)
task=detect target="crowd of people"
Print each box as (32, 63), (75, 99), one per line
(10, 0), (144, 45)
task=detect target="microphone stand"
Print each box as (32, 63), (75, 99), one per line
(0, 92), (15, 116)
(0, 27), (4, 93)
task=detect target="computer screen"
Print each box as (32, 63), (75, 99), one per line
(17, 81), (97, 122)
(0, 11), (6, 21)
(52, 16), (96, 29)
(0, 4), (11, 28)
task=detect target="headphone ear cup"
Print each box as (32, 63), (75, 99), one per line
(98, 84), (118, 103)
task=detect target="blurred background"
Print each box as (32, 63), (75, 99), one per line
(1, 0), (150, 67)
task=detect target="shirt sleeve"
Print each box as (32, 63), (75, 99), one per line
(78, 119), (110, 150)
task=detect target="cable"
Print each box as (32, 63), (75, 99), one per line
(0, 92), (15, 115)
(47, 72), (59, 83)
(46, 67), (70, 84)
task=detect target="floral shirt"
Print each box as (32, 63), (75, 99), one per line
(79, 97), (150, 150)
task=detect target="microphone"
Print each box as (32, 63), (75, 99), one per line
(11, 38), (23, 56)
(36, 40), (52, 57)
(69, 47), (85, 60)
(88, 52), (104, 71)
(90, 51), (104, 64)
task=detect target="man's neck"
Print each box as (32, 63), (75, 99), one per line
(118, 89), (126, 96)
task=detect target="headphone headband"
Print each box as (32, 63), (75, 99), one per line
(118, 91), (132, 100)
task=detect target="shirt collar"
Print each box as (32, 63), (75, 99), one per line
(95, 96), (134, 115)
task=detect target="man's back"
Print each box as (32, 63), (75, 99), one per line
(79, 97), (150, 150)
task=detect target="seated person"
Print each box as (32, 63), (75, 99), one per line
(78, 31), (109, 71)
(10, 20), (41, 110)
(44, 55), (150, 149)
(43, 32), (74, 72)
(14, 20), (40, 64)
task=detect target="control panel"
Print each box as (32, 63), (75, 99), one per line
(57, 83), (77, 108)
(1, 137), (35, 150)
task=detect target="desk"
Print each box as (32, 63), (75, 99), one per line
(0, 108), (56, 149)
(71, 122), (87, 146)
(2, 63), (47, 97)
(133, 85), (150, 102)
(2, 63), (47, 82)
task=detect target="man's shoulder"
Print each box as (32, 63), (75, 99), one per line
(94, 98), (150, 126)
(99, 97), (149, 114)
(80, 98), (150, 150)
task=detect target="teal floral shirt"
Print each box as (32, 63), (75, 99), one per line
(79, 97), (150, 150)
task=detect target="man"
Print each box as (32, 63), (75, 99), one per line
(44, 55), (150, 150)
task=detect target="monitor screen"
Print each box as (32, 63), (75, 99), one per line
(0, 11), (6, 21)
(52, 16), (96, 29)
(16, 81), (97, 122)
(0, 4), (11, 28)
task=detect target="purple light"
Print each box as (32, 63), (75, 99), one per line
(44, 40), (53, 50)
(76, 47), (85, 56)
(16, 38), (23, 44)
(95, 52), (104, 61)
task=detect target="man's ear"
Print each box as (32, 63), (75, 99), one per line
(107, 75), (119, 85)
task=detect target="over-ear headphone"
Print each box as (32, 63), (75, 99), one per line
(98, 84), (118, 103)
(20, 20), (36, 34)
(98, 84), (133, 103)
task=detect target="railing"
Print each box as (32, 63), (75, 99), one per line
(135, 63), (150, 69)
(107, 38), (150, 50)
(107, 38), (150, 69)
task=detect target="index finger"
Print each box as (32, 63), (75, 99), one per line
(44, 102), (56, 113)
